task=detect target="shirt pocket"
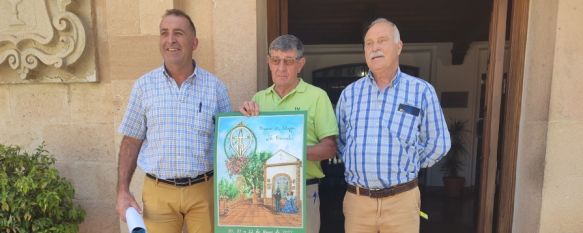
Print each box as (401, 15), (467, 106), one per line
(191, 94), (217, 135)
(388, 109), (420, 146)
(190, 107), (215, 156)
(193, 112), (213, 133)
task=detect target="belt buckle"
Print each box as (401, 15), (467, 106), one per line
(173, 178), (188, 186)
(368, 188), (382, 198)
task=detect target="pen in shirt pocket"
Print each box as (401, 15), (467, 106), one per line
(198, 102), (202, 112)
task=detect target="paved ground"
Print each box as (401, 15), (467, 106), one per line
(219, 199), (301, 227)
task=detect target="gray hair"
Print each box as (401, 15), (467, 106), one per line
(366, 18), (401, 43)
(269, 34), (305, 58)
(163, 9), (196, 36)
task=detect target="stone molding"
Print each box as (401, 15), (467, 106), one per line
(0, 0), (95, 83)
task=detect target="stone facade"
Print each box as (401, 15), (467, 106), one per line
(0, 1), (261, 232)
(0, 0), (96, 83)
(515, 0), (583, 232)
(1, 0), (582, 233)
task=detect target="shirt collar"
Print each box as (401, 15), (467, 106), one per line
(162, 60), (198, 83)
(266, 78), (307, 98)
(365, 67), (402, 88)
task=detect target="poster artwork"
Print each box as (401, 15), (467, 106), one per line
(214, 112), (307, 233)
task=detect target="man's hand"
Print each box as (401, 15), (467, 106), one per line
(116, 191), (141, 222)
(239, 101), (260, 116)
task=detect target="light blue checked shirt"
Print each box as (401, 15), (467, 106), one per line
(336, 69), (450, 189)
(118, 64), (231, 179)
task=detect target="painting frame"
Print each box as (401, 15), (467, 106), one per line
(214, 111), (307, 233)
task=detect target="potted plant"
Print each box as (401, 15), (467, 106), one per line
(440, 119), (468, 198)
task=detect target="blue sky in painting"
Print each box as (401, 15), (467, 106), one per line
(215, 114), (305, 182)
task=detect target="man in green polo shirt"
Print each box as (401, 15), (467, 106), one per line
(239, 34), (338, 233)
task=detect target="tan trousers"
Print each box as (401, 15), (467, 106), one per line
(307, 183), (321, 233)
(142, 176), (214, 233)
(343, 187), (420, 233)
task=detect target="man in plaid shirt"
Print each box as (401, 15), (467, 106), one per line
(336, 18), (451, 233)
(116, 9), (231, 233)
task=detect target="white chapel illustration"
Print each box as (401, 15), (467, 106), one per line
(263, 150), (303, 209)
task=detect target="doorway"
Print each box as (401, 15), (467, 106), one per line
(265, 0), (526, 232)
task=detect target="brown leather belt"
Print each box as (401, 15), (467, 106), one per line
(146, 170), (213, 187)
(346, 179), (418, 198)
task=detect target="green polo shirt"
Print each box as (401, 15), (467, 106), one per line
(252, 79), (339, 179)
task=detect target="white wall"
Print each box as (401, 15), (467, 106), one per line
(301, 43), (452, 83)
(430, 42), (490, 187)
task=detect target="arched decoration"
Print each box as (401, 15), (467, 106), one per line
(263, 150), (302, 202)
(272, 173), (291, 195)
(0, 0), (94, 83)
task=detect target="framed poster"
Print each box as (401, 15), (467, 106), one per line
(214, 111), (307, 233)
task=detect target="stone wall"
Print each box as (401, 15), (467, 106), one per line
(4, 0), (582, 232)
(514, 0), (583, 232)
(0, 0), (96, 83)
(537, 0), (583, 232)
(0, 1), (261, 232)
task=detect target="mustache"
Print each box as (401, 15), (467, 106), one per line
(369, 51), (384, 59)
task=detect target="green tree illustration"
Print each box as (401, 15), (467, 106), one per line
(218, 178), (239, 200)
(239, 152), (272, 198)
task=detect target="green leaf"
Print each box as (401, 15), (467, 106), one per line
(0, 143), (85, 232)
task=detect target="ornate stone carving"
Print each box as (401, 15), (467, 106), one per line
(0, 0), (95, 83)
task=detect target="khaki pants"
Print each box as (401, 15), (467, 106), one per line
(307, 183), (320, 233)
(142, 176), (214, 233)
(343, 187), (420, 233)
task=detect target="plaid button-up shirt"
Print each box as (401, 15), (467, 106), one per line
(119, 64), (231, 179)
(336, 69), (450, 189)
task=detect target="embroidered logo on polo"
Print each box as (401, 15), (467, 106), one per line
(294, 107), (301, 111)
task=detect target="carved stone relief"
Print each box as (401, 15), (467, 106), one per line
(0, 0), (96, 83)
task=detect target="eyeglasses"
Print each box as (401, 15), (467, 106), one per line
(268, 56), (299, 66)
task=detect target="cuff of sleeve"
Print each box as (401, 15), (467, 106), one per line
(317, 132), (338, 140)
(420, 159), (437, 168)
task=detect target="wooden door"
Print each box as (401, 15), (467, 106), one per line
(476, 0), (508, 232)
(266, 1), (529, 232)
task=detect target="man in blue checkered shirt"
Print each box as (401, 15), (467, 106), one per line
(116, 9), (231, 233)
(336, 18), (451, 233)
